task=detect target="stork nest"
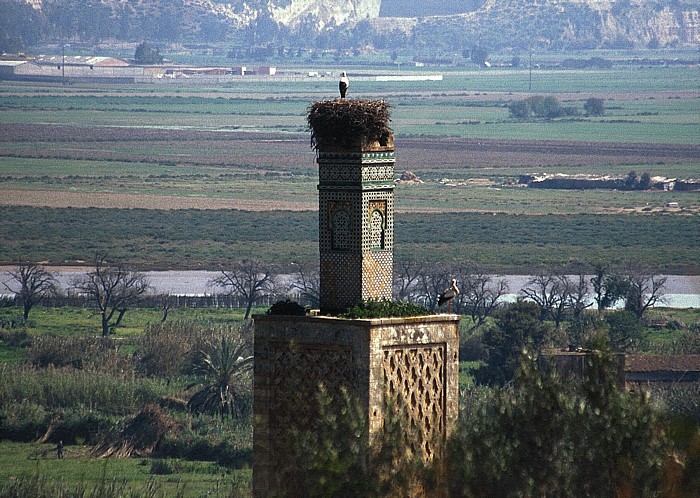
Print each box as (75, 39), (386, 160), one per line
(307, 99), (392, 150)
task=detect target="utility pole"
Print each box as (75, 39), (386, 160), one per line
(528, 48), (532, 92)
(61, 44), (70, 85)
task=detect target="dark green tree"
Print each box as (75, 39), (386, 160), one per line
(134, 41), (163, 64)
(470, 45), (488, 65)
(447, 348), (666, 498)
(625, 170), (640, 190)
(590, 265), (629, 313)
(478, 300), (551, 384)
(604, 310), (645, 352)
(584, 97), (605, 116)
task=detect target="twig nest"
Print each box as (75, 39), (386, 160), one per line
(307, 99), (393, 150)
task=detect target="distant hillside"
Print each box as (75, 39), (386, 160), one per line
(379, 0), (483, 17)
(1, 0), (698, 52)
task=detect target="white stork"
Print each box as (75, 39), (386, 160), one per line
(438, 279), (460, 312)
(339, 71), (349, 99)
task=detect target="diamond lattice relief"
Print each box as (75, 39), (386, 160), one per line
(382, 345), (446, 460)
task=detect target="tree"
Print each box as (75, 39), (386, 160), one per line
(590, 265), (629, 313)
(448, 348), (665, 497)
(187, 333), (253, 420)
(392, 259), (425, 303)
(134, 41), (163, 64)
(521, 270), (593, 328)
(583, 97), (605, 116)
(625, 170), (639, 190)
(470, 45), (489, 65)
(71, 255), (150, 336)
(621, 264), (667, 317)
(414, 262), (456, 312)
(210, 259), (276, 320)
(478, 300), (551, 385)
(605, 310), (645, 352)
(3, 262), (57, 320)
(457, 263), (508, 330)
(288, 262), (320, 308)
(639, 171), (651, 190)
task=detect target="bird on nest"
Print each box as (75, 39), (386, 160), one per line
(438, 279), (460, 313)
(339, 71), (349, 99)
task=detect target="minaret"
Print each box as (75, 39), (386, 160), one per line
(314, 102), (395, 313)
(252, 101), (460, 497)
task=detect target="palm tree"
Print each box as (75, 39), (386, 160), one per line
(187, 333), (253, 420)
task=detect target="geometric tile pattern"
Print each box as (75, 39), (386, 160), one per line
(317, 144), (395, 313)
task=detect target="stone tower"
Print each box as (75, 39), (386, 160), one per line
(317, 137), (395, 313)
(253, 100), (459, 497)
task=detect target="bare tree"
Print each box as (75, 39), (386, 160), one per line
(3, 262), (58, 320)
(288, 262), (320, 308)
(210, 259), (276, 320)
(621, 264), (667, 317)
(71, 255), (150, 336)
(415, 262), (456, 312)
(521, 271), (566, 324)
(457, 264), (509, 330)
(393, 259), (425, 303)
(563, 272), (593, 319)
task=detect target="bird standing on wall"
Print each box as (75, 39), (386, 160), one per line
(339, 71), (349, 98)
(438, 279), (460, 313)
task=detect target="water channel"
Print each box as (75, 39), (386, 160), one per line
(6, 269), (698, 309)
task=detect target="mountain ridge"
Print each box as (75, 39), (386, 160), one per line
(3, 0), (698, 50)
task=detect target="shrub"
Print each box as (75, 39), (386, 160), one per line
(448, 352), (667, 498)
(339, 299), (430, 319)
(149, 459), (174, 475)
(28, 335), (133, 374)
(0, 329), (33, 348)
(0, 400), (48, 442)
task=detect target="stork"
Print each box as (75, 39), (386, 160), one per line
(339, 71), (349, 99)
(438, 279), (460, 313)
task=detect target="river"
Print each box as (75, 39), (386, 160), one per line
(4, 269), (698, 308)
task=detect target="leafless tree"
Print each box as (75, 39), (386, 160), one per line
(158, 293), (175, 323)
(456, 263), (509, 330)
(621, 263), (667, 317)
(3, 262), (58, 320)
(563, 272), (593, 319)
(415, 262), (457, 311)
(393, 259), (425, 303)
(520, 270), (570, 328)
(288, 262), (320, 308)
(210, 259), (277, 320)
(71, 255), (150, 336)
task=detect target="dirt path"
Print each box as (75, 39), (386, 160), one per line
(0, 189), (317, 211)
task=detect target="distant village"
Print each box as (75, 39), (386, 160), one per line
(0, 53), (281, 83)
(0, 52), (443, 84)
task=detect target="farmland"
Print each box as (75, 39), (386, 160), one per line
(1, 62), (698, 273)
(1, 55), (699, 496)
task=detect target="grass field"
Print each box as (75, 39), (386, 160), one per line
(0, 441), (251, 497)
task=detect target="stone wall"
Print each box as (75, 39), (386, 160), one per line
(252, 313), (460, 497)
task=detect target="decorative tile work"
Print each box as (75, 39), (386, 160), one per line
(383, 344), (447, 461)
(317, 141), (395, 312)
